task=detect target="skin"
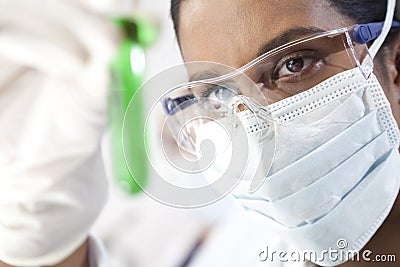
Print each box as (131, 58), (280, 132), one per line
(178, 0), (400, 266)
(0, 239), (89, 267)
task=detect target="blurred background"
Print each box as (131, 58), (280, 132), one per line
(91, 1), (212, 267)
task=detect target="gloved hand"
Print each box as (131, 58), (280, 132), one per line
(0, 0), (117, 266)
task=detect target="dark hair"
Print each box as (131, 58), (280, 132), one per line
(327, 0), (388, 24)
(170, 0), (397, 40)
(171, 0), (182, 42)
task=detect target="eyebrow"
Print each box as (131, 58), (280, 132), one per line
(256, 27), (326, 57)
(189, 70), (221, 81)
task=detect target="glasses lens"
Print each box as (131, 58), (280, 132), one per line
(162, 29), (369, 155)
(242, 30), (368, 102)
(162, 63), (265, 156)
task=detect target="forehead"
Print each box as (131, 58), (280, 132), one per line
(179, 0), (355, 68)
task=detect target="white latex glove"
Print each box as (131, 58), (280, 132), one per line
(0, 0), (118, 266)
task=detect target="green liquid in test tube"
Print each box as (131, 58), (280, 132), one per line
(109, 17), (158, 194)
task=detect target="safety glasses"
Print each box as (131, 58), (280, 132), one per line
(161, 21), (400, 156)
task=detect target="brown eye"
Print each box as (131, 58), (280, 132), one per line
(200, 85), (240, 114)
(286, 58), (305, 73)
(278, 57), (314, 78)
(272, 50), (322, 83)
(202, 85), (238, 103)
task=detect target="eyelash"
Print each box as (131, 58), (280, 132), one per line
(270, 50), (323, 84)
(200, 85), (219, 98)
(199, 84), (239, 98)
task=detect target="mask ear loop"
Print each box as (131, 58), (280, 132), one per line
(364, 0), (396, 62)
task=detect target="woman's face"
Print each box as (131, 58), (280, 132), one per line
(178, 0), (359, 104)
(177, 0), (400, 218)
(178, 0), (400, 136)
